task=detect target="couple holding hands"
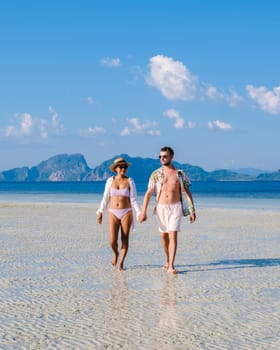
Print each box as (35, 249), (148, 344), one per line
(97, 146), (196, 274)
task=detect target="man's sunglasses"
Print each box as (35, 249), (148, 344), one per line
(158, 155), (168, 160)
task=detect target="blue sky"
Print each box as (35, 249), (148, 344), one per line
(1, 0), (280, 171)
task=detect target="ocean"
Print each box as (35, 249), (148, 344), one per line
(0, 181), (280, 210)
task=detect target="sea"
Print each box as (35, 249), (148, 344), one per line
(0, 181), (280, 211)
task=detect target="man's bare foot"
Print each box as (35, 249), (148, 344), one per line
(111, 252), (119, 266)
(167, 268), (178, 274)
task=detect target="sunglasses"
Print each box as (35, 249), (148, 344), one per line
(118, 165), (128, 170)
(158, 155), (168, 160)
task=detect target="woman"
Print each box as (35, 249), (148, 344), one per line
(97, 157), (141, 271)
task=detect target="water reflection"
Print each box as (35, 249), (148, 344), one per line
(158, 276), (182, 329)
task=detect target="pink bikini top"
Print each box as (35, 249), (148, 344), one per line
(110, 187), (130, 197)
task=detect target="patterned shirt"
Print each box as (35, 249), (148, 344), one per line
(148, 167), (191, 200)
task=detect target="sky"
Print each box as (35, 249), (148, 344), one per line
(1, 0), (280, 172)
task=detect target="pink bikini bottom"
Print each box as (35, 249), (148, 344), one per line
(109, 208), (132, 220)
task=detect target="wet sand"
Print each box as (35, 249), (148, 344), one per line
(0, 202), (279, 349)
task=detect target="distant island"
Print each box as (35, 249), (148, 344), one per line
(0, 153), (279, 182)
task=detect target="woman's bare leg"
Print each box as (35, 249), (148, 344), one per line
(108, 212), (120, 266)
(118, 211), (133, 270)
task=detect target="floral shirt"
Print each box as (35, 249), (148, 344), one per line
(148, 167), (191, 200)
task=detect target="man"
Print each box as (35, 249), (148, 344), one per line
(139, 146), (196, 274)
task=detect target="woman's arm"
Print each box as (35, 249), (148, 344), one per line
(129, 177), (141, 218)
(96, 177), (113, 215)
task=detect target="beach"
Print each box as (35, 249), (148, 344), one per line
(0, 202), (279, 350)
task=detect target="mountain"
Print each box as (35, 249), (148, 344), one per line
(229, 168), (270, 176)
(208, 169), (252, 181)
(256, 169), (280, 180)
(0, 167), (30, 182)
(84, 155), (159, 182)
(85, 154), (234, 182)
(0, 153), (279, 182)
(0, 154), (90, 182)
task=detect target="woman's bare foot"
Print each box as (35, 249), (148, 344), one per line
(164, 262), (169, 269)
(111, 252), (119, 267)
(167, 268), (178, 274)
(118, 264), (125, 271)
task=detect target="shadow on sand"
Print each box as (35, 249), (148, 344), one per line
(126, 259), (280, 274)
(177, 258), (280, 274)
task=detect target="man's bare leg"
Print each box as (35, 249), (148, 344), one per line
(108, 212), (120, 266)
(161, 232), (170, 268)
(167, 231), (177, 274)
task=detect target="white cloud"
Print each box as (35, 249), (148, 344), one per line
(246, 85), (280, 114)
(100, 57), (121, 67)
(37, 119), (48, 139)
(187, 121), (197, 129)
(226, 89), (244, 107)
(120, 117), (160, 136)
(5, 113), (33, 137)
(78, 127), (106, 137)
(48, 106), (64, 135)
(3, 107), (65, 141)
(146, 55), (198, 101)
(147, 129), (161, 136)
(120, 127), (130, 136)
(204, 85), (225, 101)
(208, 119), (233, 131)
(203, 84), (243, 107)
(146, 55), (243, 109)
(163, 109), (185, 128)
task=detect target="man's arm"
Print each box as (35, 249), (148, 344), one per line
(185, 186), (196, 223)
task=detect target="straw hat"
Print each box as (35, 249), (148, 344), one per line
(109, 157), (131, 172)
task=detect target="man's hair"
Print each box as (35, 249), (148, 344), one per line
(160, 146), (174, 156)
